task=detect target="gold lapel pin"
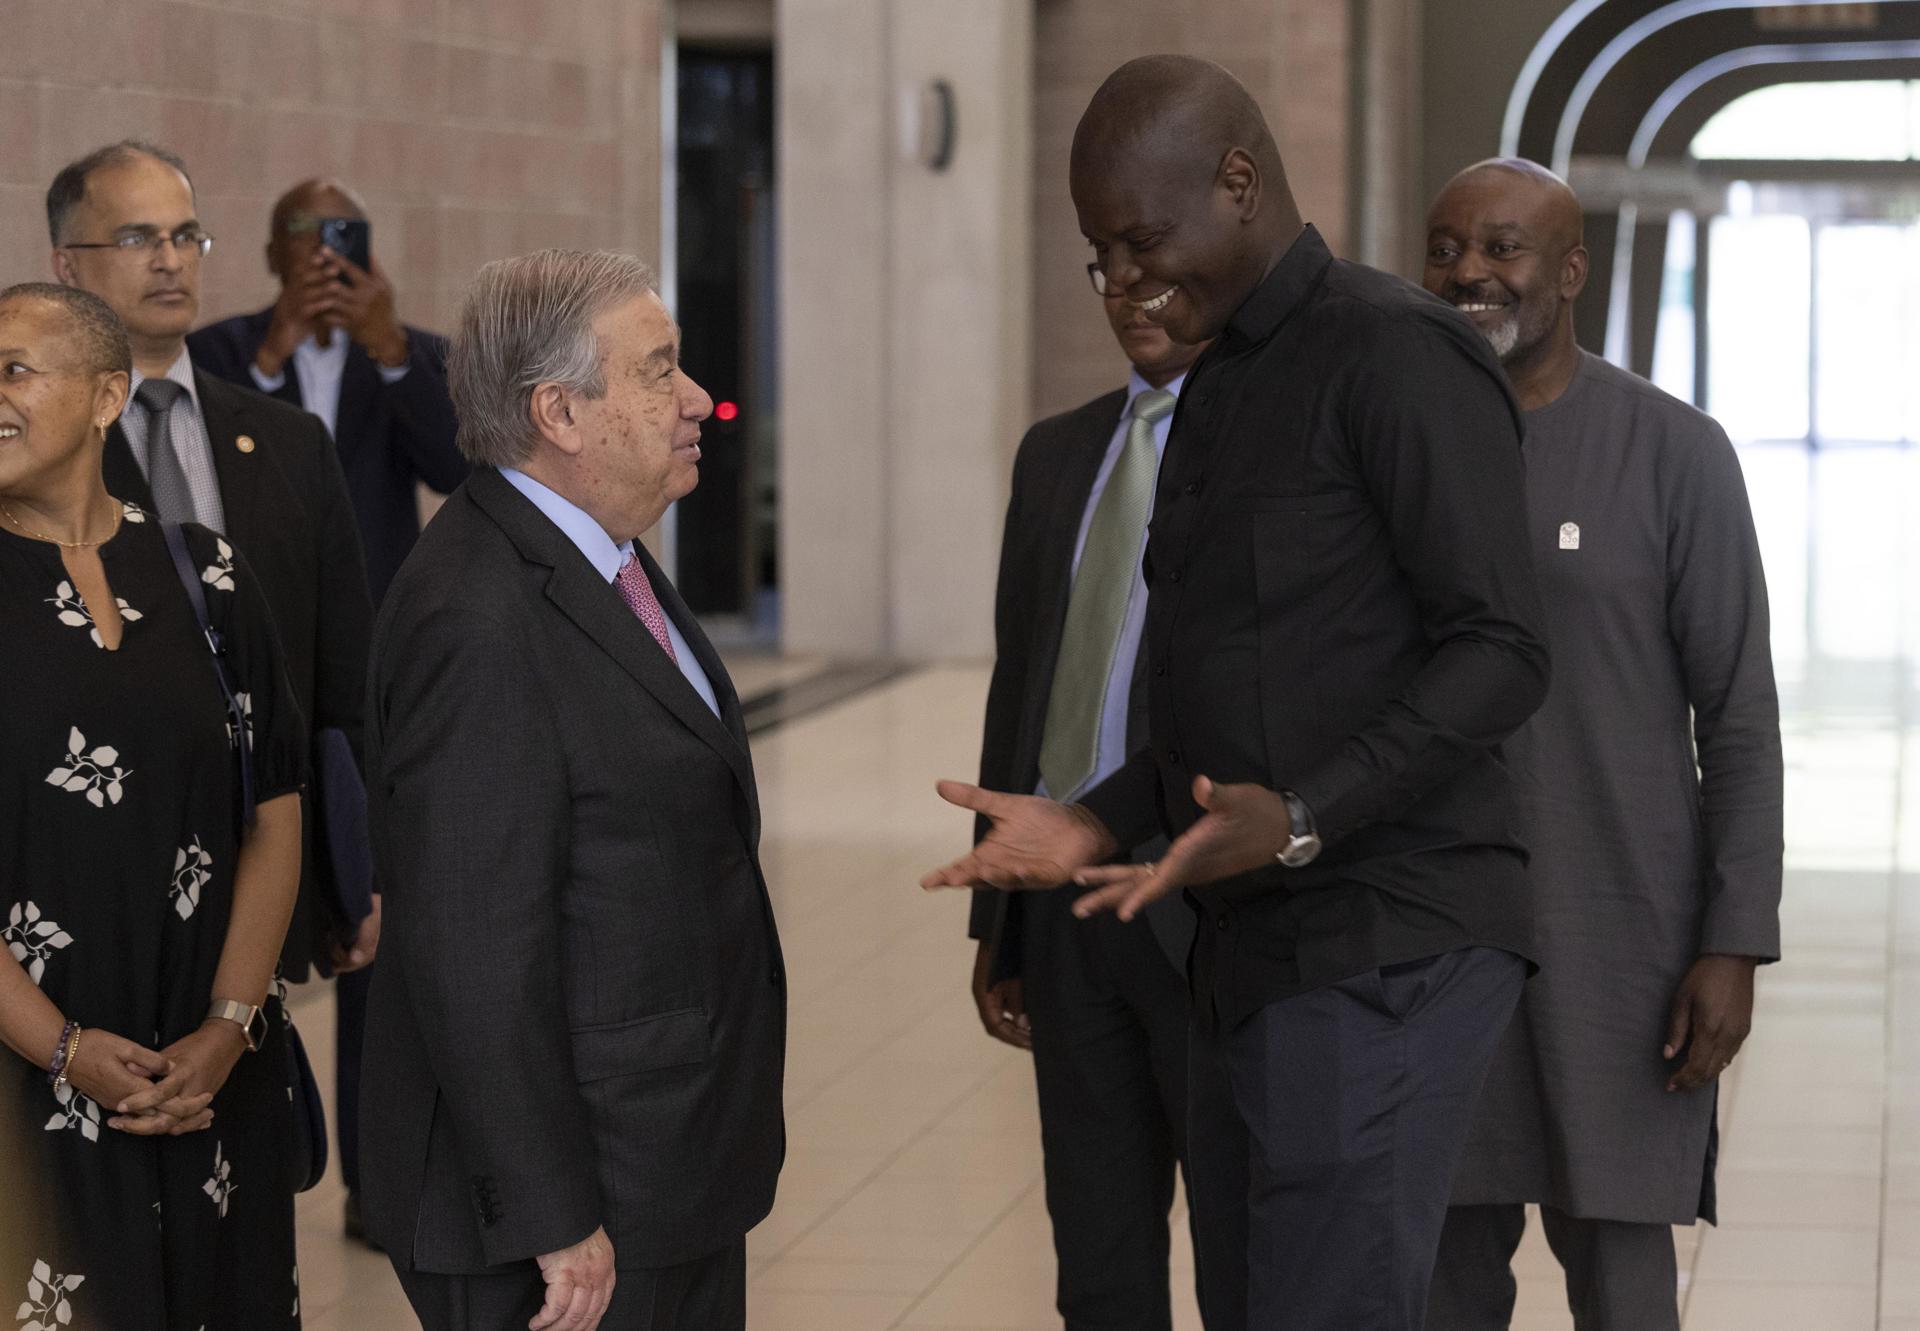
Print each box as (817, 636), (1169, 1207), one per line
(236, 434), (256, 454)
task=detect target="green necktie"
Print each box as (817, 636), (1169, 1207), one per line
(1038, 388), (1177, 801)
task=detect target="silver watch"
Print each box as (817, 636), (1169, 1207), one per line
(1275, 790), (1322, 868)
(206, 999), (267, 1053)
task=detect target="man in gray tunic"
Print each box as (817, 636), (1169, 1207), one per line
(1418, 159), (1784, 1330)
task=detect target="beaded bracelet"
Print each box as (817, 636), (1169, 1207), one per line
(48, 1020), (80, 1089)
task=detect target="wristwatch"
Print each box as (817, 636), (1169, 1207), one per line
(206, 999), (268, 1053)
(1275, 790), (1323, 869)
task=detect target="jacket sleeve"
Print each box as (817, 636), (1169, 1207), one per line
(1667, 423), (1783, 961)
(382, 329), (470, 495)
(303, 412), (375, 764)
(371, 599), (602, 1265)
(970, 435), (1035, 945)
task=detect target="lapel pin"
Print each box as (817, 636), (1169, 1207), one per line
(1559, 522), (1580, 550)
(236, 434), (256, 454)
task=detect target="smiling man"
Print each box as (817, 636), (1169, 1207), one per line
(1421, 159), (1782, 1331)
(361, 250), (785, 1331)
(923, 57), (1551, 1331)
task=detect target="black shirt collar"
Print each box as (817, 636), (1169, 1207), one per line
(1225, 224), (1333, 348)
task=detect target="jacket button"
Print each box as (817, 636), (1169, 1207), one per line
(1167, 749), (1180, 765)
(1184, 481), (1200, 495)
(1155, 663), (1167, 677)
(1168, 569), (1182, 583)
(1217, 914), (1230, 931)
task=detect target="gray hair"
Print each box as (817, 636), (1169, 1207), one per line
(47, 141), (194, 246)
(0, 282), (133, 378)
(448, 249), (658, 469)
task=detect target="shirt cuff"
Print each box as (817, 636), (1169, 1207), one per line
(378, 359), (411, 385)
(250, 363), (287, 393)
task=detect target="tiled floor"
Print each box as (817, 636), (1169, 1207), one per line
(291, 443), (1920, 1329)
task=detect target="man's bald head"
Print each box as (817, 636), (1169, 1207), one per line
(1423, 156), (1589, 375)
(1432, 158), (1583, 254)
(1072, 56), (1284, 193)
(270, 177), (367, 243)
(1069, 56), (1302, 346)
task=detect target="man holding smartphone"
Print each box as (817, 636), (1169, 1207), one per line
(190, 178), (467, 1248)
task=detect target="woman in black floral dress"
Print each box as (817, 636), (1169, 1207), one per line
(0, 285), (305, 1329)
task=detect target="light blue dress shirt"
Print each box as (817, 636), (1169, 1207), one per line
(1041, 368), (1189, 802)
(500, 468), (720, 718)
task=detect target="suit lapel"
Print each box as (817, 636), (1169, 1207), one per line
(469, 472), (759, 815)
(196, 370), (261, 545)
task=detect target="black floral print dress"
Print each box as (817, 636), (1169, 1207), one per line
(0, 503), (306, 1331)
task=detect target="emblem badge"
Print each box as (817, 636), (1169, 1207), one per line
(1559, 522), (1580, 550)
(236, 435), (256, 454)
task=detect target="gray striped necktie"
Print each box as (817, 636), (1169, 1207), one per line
(1037, 387), (1176, 801)
(135, 378), (195, 523)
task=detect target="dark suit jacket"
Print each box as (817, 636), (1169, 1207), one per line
(968, 388), (1191, 980)
(189, 311), (468, 606)
(359, 468), (786, 1274)
(104, 365), (373, 978)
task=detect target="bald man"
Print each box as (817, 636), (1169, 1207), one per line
(191, 178), (466, 606)
(1421, 160), (1782, 1331)
(924, 58), (1550, 1331)
(190, 179), (465, 1245)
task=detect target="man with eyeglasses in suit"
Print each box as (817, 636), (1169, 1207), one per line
(48, 140), (376, 991)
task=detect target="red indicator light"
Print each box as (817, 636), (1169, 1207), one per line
(715, 401), (739, 422)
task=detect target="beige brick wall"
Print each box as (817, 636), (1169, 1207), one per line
(1030, 0), (1357, 419)
(1, 0), (665, 336)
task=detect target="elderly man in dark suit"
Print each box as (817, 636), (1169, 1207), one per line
(362, 249), (785, 1331)
(48, 140), (374, 984)
(968, 289), (1205, 1330)
(189, 175), (467, 1245)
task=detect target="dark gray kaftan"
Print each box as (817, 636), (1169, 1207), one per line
(1450, 351), (1783, 1225)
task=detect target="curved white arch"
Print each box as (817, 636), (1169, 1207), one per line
(1626, 40), (1920, 165)
(1501, 0), (1615, 156)
(1551, 0), (1892, 175)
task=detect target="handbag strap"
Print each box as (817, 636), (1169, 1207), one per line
(161, 522), (257, 828)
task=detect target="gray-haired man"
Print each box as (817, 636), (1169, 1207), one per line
(361, 249), (786, 1331)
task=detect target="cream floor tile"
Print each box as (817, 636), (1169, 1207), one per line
(1689, 1227), (1879, 1287)
(1710, 1168), (1883, 1230)
(744, 1287), (919, 1331)
(1714, 1125), (1883, 1176)
(1510, 1277), (1577, 1331)
(751, 1254), (953, 1294)
(1680, 1281), (1878, 1331)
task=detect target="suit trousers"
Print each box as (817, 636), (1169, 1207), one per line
(1024, 894), (1196, 1331)
(1426, 1204), (1680, 1331)
(394, 1240), (746, 1331)
(1188, 944), (1526, 1331)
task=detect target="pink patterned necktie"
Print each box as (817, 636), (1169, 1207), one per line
(615, 554), (678, 664)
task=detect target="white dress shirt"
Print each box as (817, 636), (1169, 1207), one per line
(250, 333), (409, 439)
(119, 346), (227, 532)
(500, 468), (719, 718)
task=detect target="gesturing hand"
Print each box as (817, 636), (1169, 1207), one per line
(1072, 776), (1292, 921)
(532, 1225), (616, 1331)
(970, 940), (1031, 1051)
(919, 782), (1116, 892)
(1663, 954), (1758, 1093)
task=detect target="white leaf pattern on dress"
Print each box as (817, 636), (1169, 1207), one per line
(169, 839), (213, 921)
(43, 729), (130, 809)
(202, 1141), (235, 1217)
(43, 582), (143, 649)
(3, 903), (74, 986)
(121, 502), (147, 524)
(43, 1083), (100, 1143)
(16, 1259), (84, 1331)
(200, 540), (236, 594)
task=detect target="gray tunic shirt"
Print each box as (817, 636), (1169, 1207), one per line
(1450, 351), (1783, 1225)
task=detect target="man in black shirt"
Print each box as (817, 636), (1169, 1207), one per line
(923, 56), (1551, 1331)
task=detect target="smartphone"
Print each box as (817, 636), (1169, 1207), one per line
(316, 217), (372, 281)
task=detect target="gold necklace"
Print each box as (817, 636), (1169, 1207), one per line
(0, 499), (123, 549)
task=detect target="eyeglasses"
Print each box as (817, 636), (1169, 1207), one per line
(61, 227), (214, 259)
(1087, 262), (1117, 297)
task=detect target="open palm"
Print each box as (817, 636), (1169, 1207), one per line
(920, 781), (1114, 891)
